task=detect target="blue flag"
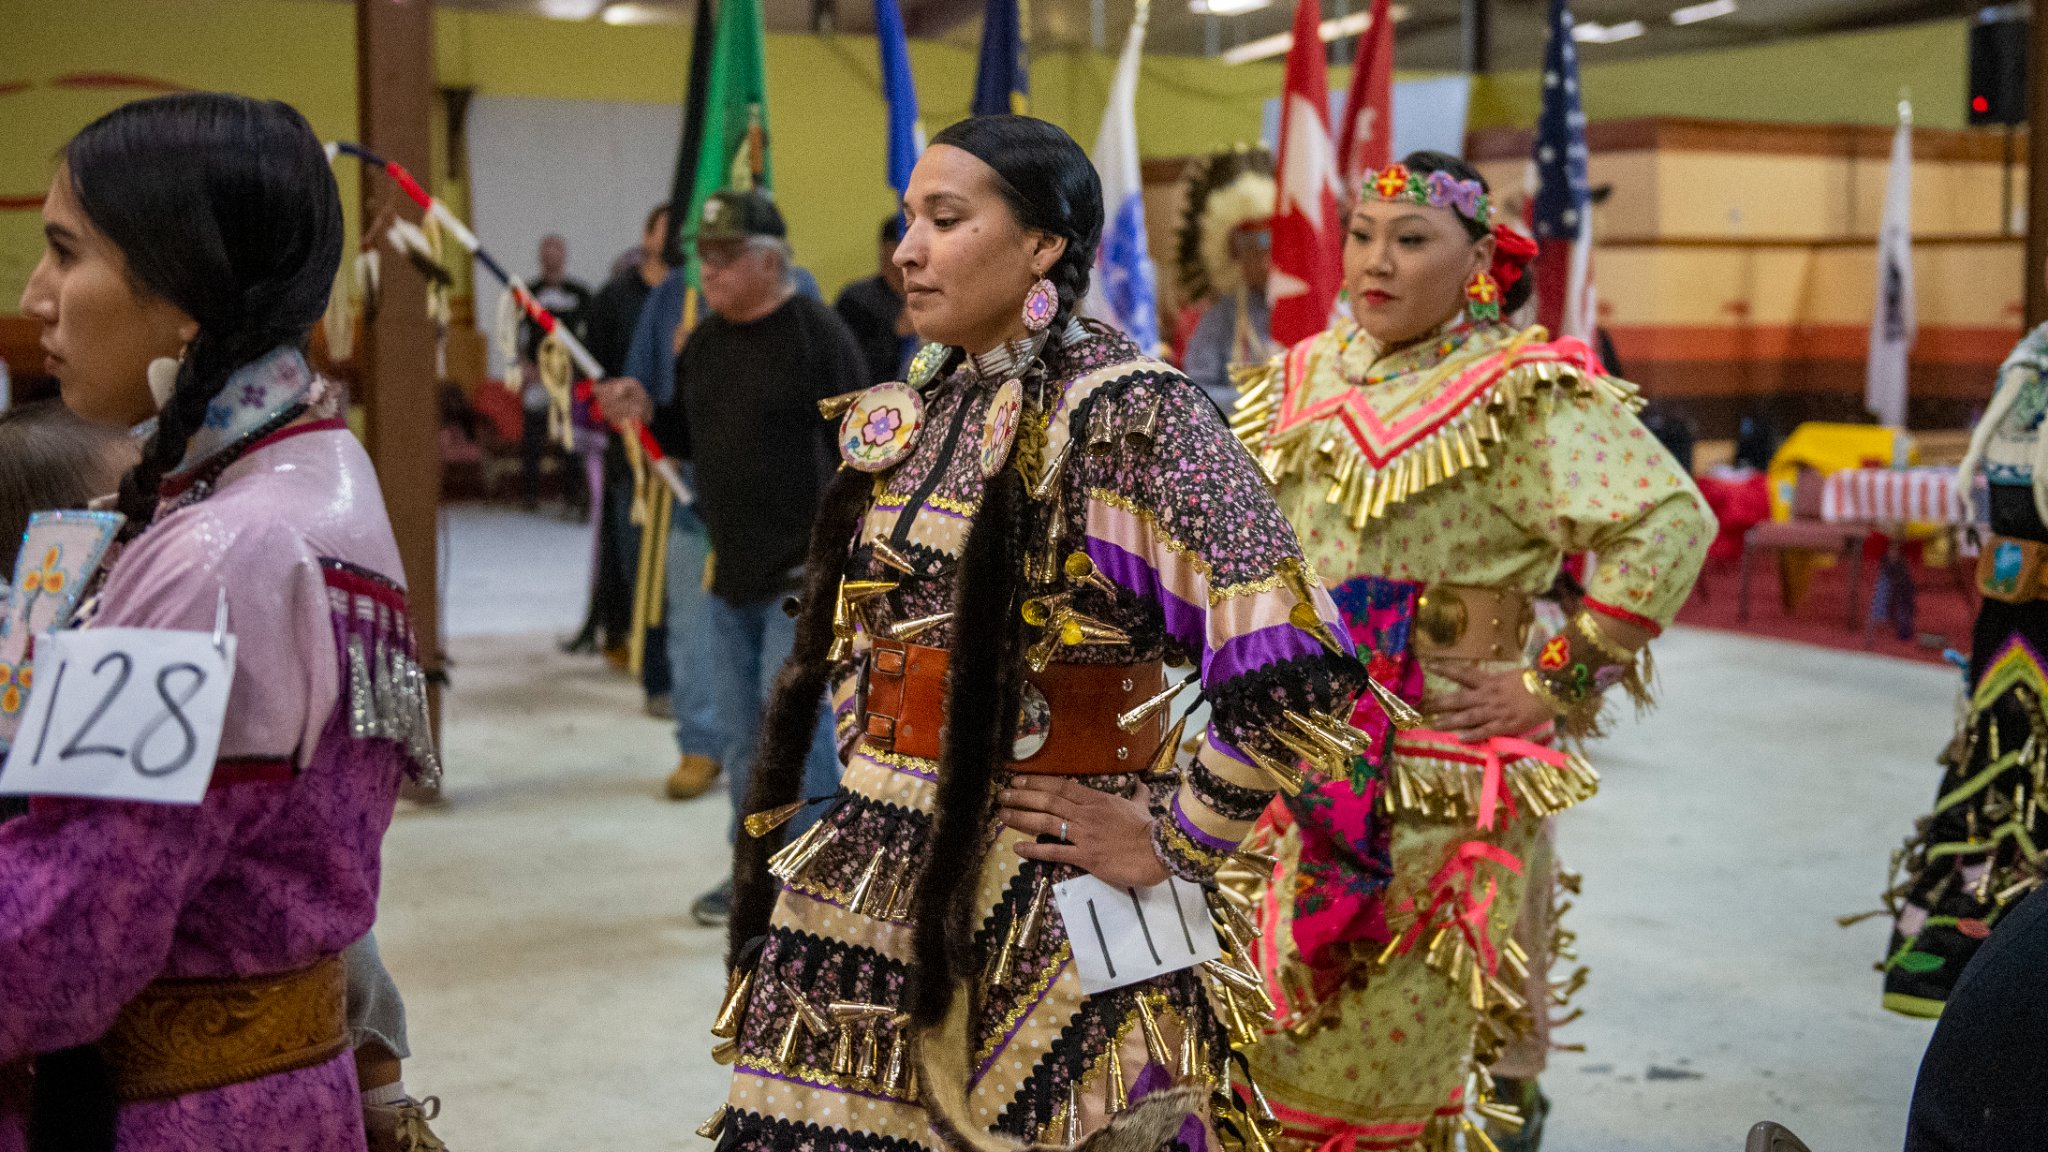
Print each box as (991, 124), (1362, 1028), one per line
(875, 0), (925, 197)
(971, 0), (1028, 117)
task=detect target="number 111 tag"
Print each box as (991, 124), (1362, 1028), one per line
(0, 628), (237, 806)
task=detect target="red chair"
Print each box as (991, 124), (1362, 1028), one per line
(1737, 466), (1873, 627)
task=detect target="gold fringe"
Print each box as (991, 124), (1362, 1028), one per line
(1233, 346), (1640, 522)
(1378, 748), (1601, 825)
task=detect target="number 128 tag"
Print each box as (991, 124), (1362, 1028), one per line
(0, 628), (236, 806)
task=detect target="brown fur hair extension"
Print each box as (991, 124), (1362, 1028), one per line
(907, 465), (1031, 1027)
(726, 464), (876, 968)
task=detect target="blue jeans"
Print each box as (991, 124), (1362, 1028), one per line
(664, 503), (721, 760)
(702, 592), (841, 844)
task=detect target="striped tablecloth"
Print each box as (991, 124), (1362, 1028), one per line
(1820, 467), (1967, 524)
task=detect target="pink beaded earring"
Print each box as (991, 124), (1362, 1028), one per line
(1022, 278), (1058, 332)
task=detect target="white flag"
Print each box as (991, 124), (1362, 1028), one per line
(1082, 4), (1160, 354)
(1867, 105), (1915, 428)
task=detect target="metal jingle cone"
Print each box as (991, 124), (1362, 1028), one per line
(712, 966), (755, 1038)
(818, 388), (866, 420)
(1063, 552), (1119, 598)
(1364, 675), (1425, 730)
(1118, 671), (1199, 733)
(884, 1028), (910, 1095)
(1056, 612), (1132, 648)
(832, 1022), (857, 1076)
(889, 611), (955, 641)
(988, 913), (1021, 985)
(696, 1104), (731, 1140)
(870, 539), (919, 576)
(744, 801), (807, 839)
(1016, 871), (1053, 952)
(1143, 715), (1189, 781)
(1032, 438), (1075, 501)
(1062, 1079), (1084, 1144)
(780, 979), (834, 1036)
(1103, 1039), (1127, 1114)
(1132, 996), (1171, 1066)
(775, 1011), (807, 1067)
(1021, 591), (1073, 627)
(1238, 743), (1307, 797)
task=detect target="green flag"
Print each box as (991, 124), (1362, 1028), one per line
(684, 0), (771, 266)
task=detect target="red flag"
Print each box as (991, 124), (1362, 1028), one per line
(1269, 0), (1344, 349)
(1335, 0), (1394, 201)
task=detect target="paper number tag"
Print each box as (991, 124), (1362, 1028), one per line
(0, 628), (236, 806)
(1052, 873), (1223, 995)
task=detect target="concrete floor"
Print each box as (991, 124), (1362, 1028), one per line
(378, 508), (1953, 1151)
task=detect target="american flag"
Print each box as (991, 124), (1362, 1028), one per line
(1530, 0), (1594, 340)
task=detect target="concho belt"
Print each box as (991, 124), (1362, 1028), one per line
(101, 953), (349, 1102)
(863, 638), (1167, 774)
(1412, 583), (1534, 662)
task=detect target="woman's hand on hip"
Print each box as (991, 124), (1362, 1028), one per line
(1425, 663), (1556, 742)
(999, 775), (1170, 889)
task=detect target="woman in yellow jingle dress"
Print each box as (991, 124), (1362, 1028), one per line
(1226, 152), (1713, 1151)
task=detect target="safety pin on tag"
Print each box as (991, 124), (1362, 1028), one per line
(211, 587), (230, 657)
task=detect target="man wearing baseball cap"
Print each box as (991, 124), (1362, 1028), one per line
(600, 189), (866, 924)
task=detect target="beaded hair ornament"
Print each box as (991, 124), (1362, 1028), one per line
(1364, 163), (1493, 228)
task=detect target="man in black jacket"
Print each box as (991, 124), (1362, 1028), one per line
(598, 190), (863, 925)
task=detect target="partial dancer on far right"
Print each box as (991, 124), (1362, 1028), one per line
(1879, 261), (2048, 1018)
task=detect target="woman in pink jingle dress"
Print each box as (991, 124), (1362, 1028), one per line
(0, 94), (433, 1150)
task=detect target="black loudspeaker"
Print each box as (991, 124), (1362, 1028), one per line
(1969, 13), (2028, 126)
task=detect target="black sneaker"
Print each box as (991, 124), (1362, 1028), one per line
(692, 878), (734, 926)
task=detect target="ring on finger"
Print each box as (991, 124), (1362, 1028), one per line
(1059, 819), (1069, 841)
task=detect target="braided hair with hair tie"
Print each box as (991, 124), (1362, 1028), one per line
(64, 92), (344, 539)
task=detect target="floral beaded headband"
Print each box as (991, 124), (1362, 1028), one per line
(1363, 163), (1494, 228)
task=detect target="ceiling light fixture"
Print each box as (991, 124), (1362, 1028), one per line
(1220, 3), (1407, 63)
(1571, 18), (1646, 42)
(1669, 0), (1735, 22)
(600, 1), (678, 23)
(1192, 0), (1275, 16)
(539, 0), (605, 18)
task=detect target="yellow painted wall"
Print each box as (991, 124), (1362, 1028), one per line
(0, 0), (1977, 311)
(0, 0), (1286, 306)
(1469, 19), (1971, 132)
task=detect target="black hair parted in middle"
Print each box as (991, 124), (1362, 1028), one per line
(928, 115), (1104, 331)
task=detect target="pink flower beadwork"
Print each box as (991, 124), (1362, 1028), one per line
(862, 406), (904, 446)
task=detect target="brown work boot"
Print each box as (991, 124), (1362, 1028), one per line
(666, 754), (722, 800)
(364, 1095), (450, 1152)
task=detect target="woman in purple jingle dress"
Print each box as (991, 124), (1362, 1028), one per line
(0, 94), (433, 1150)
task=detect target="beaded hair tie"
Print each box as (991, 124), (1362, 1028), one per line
(1362, 163), (1493, 228)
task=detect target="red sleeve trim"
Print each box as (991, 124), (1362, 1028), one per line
(1584, 597), (1662, 637)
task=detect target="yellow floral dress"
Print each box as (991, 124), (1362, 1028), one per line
(1226, 317), (1713, 1150)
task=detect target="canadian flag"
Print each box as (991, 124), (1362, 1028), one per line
(1334, 0), (1394, 202)
(1269, 0), (1344, 349)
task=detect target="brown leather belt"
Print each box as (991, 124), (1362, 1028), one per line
(863, 639), (1166, 775)
(101, 954), (348, 1103)
(1412, 584), (1534, 662)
